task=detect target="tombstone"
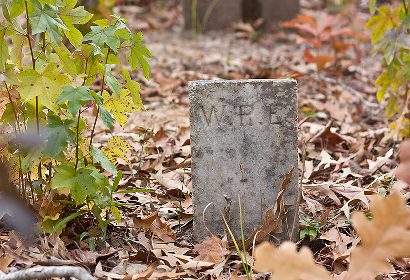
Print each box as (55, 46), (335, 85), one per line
(182, 0), (242, 31)
(260, 0), (300, 24)
(183, 0), (300, 31)
(189, 79), (299, 242)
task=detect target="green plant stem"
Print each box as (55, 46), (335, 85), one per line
(191, 0), (197, 35)
(3, 82), (26, 200)
(403, 0), (408, 14)
(238, 195), (252, 279)
(4, 82), (20, 134)
(25, 1), (36, 71)
(74, 109), (82, 172)
(25, 0), (42, 183)
(89, 50), (110, 150)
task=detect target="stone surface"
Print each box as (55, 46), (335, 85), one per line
(183, 0), (300, 31)
(189, 79), (299, 242)
(260, 0), (300, 24)
(182, 0), (242, 31)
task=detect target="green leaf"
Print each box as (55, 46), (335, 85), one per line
(10, 34), (25, 69)
(63, 24), (83, 48)
(111, 206), (121, 222)
(83, 25), (120, 53)
(123, 69), (143, 109)
(91, 146), (117, 175)
(44, 114), (75, 156)
(2, 0), (25, 19)
(30, 2), (68, 43)
(111, 170), (122, 192)
(51, 164), (108, 204)
(57, 86), (94, 116)
(91, 91), (114, 130)
(368, 0), (376, 15)
(18, 64), (70, 111)
(59, 5), (93, 25)
(0, 29), (8, 72)
(105, 65), (121, 96)
(127, 32), (152, 79)
(51, 43), (78, 76)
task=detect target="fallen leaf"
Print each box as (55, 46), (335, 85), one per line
(347, 192), (410, 280)
(194, 236), (229, 264)
(254, 241), (331, 280)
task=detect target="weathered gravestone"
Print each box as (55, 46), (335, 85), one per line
(182, 0), (242, 31)
(183, 0), (300, 31)
(189, 79), (299, 242)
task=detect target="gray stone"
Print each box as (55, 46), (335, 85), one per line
(189, 79), (299, 243)
(260, 0), (300, 24)
(182, 0), (242, 31)
(183, 0), (300, 31)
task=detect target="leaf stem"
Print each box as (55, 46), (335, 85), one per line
(4, 82), (20, 134)
(25, 0), (42, 182)
(403, 0), (408, 14)
(74, 109), (82, 172)
(89, 49), (110, 150)
(25, 1), (36, 71)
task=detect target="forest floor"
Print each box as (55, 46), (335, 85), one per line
(1, 1), (409, 279)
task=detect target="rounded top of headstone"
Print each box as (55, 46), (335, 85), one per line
(188, 78), (297, 87)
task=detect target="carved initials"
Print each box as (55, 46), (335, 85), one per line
(199, 105), (226, 126)
(239, 105), (254, 126)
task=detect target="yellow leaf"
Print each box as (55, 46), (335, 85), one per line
(102, 89), (142, 128)
(254, 241), (331, 280)
(347, 192), (410, 280)
(365, 5), (401, 43)
(102, 136), (132, 164)
(17, 64), (70, 111)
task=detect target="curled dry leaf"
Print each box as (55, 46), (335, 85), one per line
(254, 241), (331, 280)
(396, 140), (410, 185)
(194, 236), (229, 264)
(132, 212), (176, 243)
(347, 192), (410, 280)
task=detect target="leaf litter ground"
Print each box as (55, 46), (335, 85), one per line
(1, 1), (409, 279)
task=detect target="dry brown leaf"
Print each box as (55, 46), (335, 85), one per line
(123, 262), (158, 280)
(132, 212), (176, 243)
(396, 140), (410, 184)
(194, 236), (229, 264)
(151, 217), (176, 243)
(254, 241), (331, 280)
(347, 192), (410, 280)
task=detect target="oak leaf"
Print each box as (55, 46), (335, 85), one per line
(254, 241), (331, 280)
(194, 236), (229, 264)
(347, 192), (410, 280)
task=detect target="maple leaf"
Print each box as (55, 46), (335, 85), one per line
(30, 2), (68, 43)
(194, 236), (229, 264)
(91, 146), (117, 175)
(102, 89), (143, 128)
(254, 241), (331, 280)
(123, 69), (143, 109)
(347, 192), (410, 280)
(57, 86), (94, 117)
(102, 136), (132, 164)
(127, 32), (152, 79)
(18, 64), (70, 111)
(0, 29), (8, 72)
(365, 5), (401, 43)
(83, 25), (120, 53)
(51, 164), (108, 205)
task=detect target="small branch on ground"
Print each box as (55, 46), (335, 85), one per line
(0, 266), (95, 280)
